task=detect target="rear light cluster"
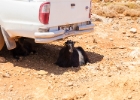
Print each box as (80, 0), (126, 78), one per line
(39, 2), (50, 24)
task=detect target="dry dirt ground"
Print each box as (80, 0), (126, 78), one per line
(0, 2), (140, 100)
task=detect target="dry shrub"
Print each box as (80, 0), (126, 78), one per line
(92, 1), (140, 18)
(104, 10), (117, 18)
(109, 5), (128, 14)
(124, 9), (140, 17)
(124, 2), (140, 9)
(94, 7), (117, 18)
(94, 9), (105, 16)
(103, 7), (117, 18)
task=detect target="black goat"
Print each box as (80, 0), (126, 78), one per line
(55, 40), (90, 67)
(11, 37), (36, 60)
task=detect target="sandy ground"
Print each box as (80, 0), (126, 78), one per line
(0, 2), (140, 100)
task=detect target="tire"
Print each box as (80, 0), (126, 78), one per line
(0, 28), (4, 50)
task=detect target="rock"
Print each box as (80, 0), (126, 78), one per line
(93, 39), (97, 43)
(37, 70), (48, 75)
(130, 28), (137, 33)
(137, 18), (140, 24)
(128, 95), (132, 99)
(129, 48), (140, 59)
(8, 85), (13, 91)
(123, 61), (140, 66)
(3, 73), (11, 78)
(111, 46), (125, 49)
(136, 1), (140, 4)
(85, 41), (88, 43)
(78, 36), (82, 39)
(62, 94), (74, 100)
(67, 82), (73, 86)
(86, 45), (96, 50)
(122, 31), (126, 34)
(111, 24), (119, 31)
(96, 32), (108, 39)
(0, 57), (6, 63)
(118, 46), (126, 49)
(50, 73), (55, 77)
(91, 14), (112, 23)
(128, 66), (135, 70)
(109, 38), (113, 41)
(104, 18), (113, 23)
(91, 14), (104, 22)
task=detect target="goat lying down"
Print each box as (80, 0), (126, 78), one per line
(55, 40), (90, 67)
(11, 37), (36, 61)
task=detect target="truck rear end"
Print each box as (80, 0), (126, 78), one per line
(36, 0), (93, 43)
(0, 0), (93, 50)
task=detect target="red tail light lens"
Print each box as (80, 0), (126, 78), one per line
(39, 2), (50, 24)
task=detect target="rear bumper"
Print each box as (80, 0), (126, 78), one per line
(35, 23), (94, 43)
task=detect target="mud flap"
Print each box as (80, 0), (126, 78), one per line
(1, 27), (16, 50)
(0, 28), (4, 50)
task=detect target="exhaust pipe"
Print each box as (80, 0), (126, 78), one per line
(77, 23), (94, 31)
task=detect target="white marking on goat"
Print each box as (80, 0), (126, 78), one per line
(76, 49), (85, 66)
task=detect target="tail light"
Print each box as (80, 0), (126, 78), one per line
(89, 0), (92, 18)
(39, 2), (50, 24)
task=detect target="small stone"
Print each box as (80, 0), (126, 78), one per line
(108, 74), (112, 77)
(48, 85), (53, 89)
(78, 36), (82, 39)
(128, 66), (135, 70)
(86, 45), (96, 50)
(50, 73), (55, 77)
(67, 82), (73, 86)
(136, 1), (140, 5)
(129, 48), (140, 58)
(111, 24), (119, 31)
(130, 28), (137, 33)
(118, 46), (125, 49)
(85, 41), (88, 43)
(93, 39), (97, 43)
(3, 73), (11, 78)
(9, 85), (13, 91)
(137, 18), (140, 24)
(122, 31), (126, 34)
(0, 57), (6, 63)
(62, 94), (74, 100)
(128, 95), (132, 99)
(37, 70), (48, 75)
(91, 14), (103, 22)
(109, 38), (113, 41)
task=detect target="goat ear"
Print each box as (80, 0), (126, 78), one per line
(64, 42), (67, 46)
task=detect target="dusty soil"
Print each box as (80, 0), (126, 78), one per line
(0, 2), (140, 100)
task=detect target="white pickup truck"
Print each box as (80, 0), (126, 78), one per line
(0, 0), (93, 50)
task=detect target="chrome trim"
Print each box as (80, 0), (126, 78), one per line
(35, 29), (93, 43)
(35, 30), (65, 38)
(78, 23), (94, 31)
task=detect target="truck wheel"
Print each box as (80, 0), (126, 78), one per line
(0, 28), (4, 50)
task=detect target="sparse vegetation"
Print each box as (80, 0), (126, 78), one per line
(124, 9), (140, 17)
(92, 1), (140, 18)
(124, 2), (140, 9)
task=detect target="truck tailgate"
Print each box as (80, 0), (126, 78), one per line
(49, 0), (91, 26)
